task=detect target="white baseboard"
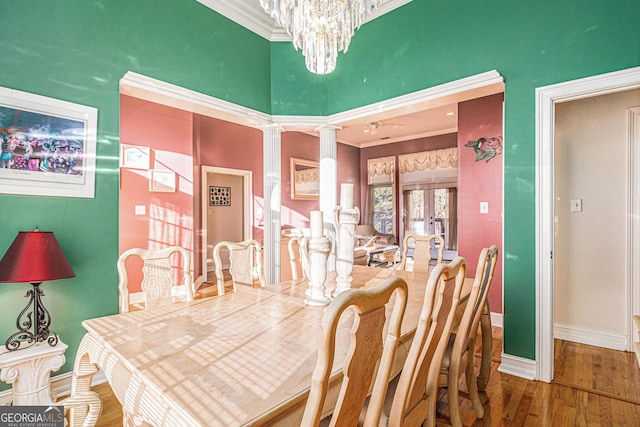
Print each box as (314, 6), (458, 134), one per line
(498, 353), (537, 380)
(129, 291), (145, 305)
(554, 323), (627, 351)
(0, 370), (106, 406)
(491, 312), (503, 328)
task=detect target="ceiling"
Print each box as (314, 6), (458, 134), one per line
(188, 1), (504, 147)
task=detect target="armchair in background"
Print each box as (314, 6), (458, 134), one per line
(354, 224), (398, 267)
(354, 224), (396, 247)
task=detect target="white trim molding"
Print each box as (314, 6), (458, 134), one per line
(498, 353), (537, 380)
(196, 0), (413, 42)
(491, 312), (503, 329)
(554, 323), (627, 351)
(536, 66), (640, 383)
(628, 107), (640, 352)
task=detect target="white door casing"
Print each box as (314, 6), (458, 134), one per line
(536, 66), (640, 382)
(200, 166), (252, 289)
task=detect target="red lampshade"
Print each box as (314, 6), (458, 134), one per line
(0, 230), (75, 283)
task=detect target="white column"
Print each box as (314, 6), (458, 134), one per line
(262, 124), (282, 285)
(318, 125), (340, 271)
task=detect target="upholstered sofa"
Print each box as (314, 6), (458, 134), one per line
(354, 224), (397, 266)
(354, 224), (396, 247)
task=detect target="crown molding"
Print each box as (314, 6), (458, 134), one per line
(120, 71), (272, 128)
(196, 0), (413, 42)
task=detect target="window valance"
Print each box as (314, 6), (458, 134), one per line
(398, 147), (458, 174)
(367, 156), (395, 185)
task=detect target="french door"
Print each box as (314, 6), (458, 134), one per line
(402, 183), (457, 251)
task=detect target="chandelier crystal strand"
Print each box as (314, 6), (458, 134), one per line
(260, 0), (382, 74)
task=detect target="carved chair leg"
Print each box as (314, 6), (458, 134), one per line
(465, 351), (485, 419)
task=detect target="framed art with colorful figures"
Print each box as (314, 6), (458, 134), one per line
(0, 86), (97, 198)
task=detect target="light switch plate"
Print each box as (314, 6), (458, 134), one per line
(480, 202), (489, 214)
(570, 198), (582, 212)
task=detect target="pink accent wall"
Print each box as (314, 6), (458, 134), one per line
(281, 132), (320, 228)
(457, 93), (504, 313)
(120, 98), (361, 292)
(337, 142), (361, 209)
(280, 133), (361, 229)
(119, 95), (195, 293)
(195, 114), (264, 239)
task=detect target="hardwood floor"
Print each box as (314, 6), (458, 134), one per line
(436, 330), (640, 426)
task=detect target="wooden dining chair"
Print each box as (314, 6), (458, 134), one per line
(288, 235), (308, 280)
(398, 233), (445, 273)
(385, 256), (467, 427)
(437, 245), (499, 427)
(213, 239), (265, 295)
(300, 276), (409, 427)
(117, 246), (193, 313)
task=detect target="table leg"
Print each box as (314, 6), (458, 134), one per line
(68, 334), (101, 427)
(477, 300), (492, 392)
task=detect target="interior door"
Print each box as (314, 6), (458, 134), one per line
(402, 184), (457, 251)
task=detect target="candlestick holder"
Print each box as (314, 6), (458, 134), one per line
(333, 205), (360, 296)
(300, 235), (333, 306)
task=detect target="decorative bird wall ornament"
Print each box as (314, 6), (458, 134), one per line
(465, 136), (503, 163)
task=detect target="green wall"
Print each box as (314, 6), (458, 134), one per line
(271, 0), (640, 359)
(0, 0), (270, 391)
(0, 0), (639, 393)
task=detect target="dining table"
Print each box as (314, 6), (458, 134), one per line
(69, 265), (492, 427)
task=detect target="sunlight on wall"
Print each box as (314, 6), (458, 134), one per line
(149, 200), (194, 250)
(153, 149), (193, 196)
(281, 205), (311, 229)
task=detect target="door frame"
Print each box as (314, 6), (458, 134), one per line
(536, 66), (640, 382)
(200, 165), (253, 287)
(400, 180), (457, 248)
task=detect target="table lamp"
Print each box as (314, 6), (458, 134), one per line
(0, 228), (75, 351)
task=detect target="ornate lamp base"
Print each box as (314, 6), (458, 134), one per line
(6, 282), (58, 352)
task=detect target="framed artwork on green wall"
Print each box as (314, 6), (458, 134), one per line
(0, 86), (97, 198)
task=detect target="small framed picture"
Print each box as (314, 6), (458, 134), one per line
(149, 170), (176, 192)
(210, 186), (231, 206)
(120, 144), (150, 170)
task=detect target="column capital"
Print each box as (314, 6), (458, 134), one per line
(260, 123), (284, 132)
(315, 124), (342, 132)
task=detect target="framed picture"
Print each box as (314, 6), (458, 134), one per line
(0, 86), (97, 198)
(290, 157), (319, 200)
(209, 186), (231, 206)
(120, 144), (150, 169)
(149, 170), (176, 192)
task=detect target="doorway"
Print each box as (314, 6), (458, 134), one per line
(200, 166), (252, 288)
(536, 66), (640, 382)
(402, 183), (457, 252)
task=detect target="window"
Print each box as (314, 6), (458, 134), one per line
(372, 185), (393, 234)
(367, 156), (395, 234)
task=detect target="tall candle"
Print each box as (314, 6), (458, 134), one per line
(340, 183), (354, 209)
(310, 211), (324, 237)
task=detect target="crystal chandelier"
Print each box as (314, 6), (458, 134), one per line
(260, 0), (382, 74)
